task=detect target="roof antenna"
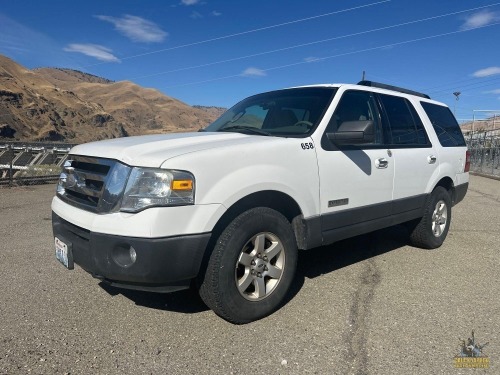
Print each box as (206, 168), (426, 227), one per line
(362, 71), (366, 81)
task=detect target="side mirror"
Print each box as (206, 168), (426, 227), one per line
(327, 120), (375, 145)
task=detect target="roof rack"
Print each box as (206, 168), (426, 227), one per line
(357, 80), (430, 99)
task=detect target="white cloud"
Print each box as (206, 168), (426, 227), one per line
(304, 57), (320, 63)
(241, 67), (266, 77)
(181, 0), (200, 5)
(473, 67), (500, 78)
(190, 11), (203, 19)
(211, 11), (222, 17)
(484, 89), (500, 94)
(461, 10), (500, 30)
(63, 44), (120, 62)
(95, 15), (167, 43)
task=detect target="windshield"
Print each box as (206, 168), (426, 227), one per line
(204, 87), (337, 137)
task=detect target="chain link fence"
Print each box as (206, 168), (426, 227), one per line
(0, 142), (76, 187)
(464, 129), (500, 178)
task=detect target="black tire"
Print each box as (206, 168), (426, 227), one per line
(198, 207), (298, 324)
(408, 186), (452, 249)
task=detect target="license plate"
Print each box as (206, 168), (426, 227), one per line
(55, 237), (74, 269)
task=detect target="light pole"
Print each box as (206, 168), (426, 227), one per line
(453, 91), (461, 116)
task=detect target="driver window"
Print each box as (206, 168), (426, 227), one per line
(327, 90), (381, 143)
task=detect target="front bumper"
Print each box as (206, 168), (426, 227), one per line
(52, 212), (211, 292)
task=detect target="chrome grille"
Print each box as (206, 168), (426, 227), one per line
(57, 155), (130, 213)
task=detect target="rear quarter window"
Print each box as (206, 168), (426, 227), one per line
(421, 102), (466, 147)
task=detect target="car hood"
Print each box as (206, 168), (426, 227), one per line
(69, 132), (275, 167)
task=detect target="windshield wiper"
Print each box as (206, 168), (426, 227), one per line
(220, 125), (271, 136)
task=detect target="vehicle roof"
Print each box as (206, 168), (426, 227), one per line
(288, 83), (447, 107)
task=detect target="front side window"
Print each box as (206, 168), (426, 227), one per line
(204, 87), (337, 137)
(421, 102), (466, 147)
(379, 94), (429, 146)
(327, 90), (382, 144)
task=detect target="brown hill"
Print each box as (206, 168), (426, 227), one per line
(193, 105), (226, 119)
(460, 116), (500, 133)
(0, 55), (220, 143)
(35, 67), (114, 85)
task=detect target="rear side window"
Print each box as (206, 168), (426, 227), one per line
(421, 102), (466, 147)
(379, 94), (429, 146)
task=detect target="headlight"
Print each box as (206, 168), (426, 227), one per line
(120, 168), (195, 212)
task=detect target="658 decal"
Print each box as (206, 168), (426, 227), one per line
(301, 142), (314, 150)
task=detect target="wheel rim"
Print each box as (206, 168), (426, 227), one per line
(235, 232), (286, 301)
(431, 200), (448, 237)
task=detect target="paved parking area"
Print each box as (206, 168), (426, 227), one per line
(0, 175), (498, 374)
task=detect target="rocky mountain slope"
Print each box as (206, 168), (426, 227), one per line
(460, 116), (499, 133)
(192, 105), (227, 119)
(0, 55), (222, 142)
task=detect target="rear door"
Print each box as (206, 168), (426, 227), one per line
(377, 93), (438, 218)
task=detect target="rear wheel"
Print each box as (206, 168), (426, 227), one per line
(199, 207), (298, 324)
(408, 186), (452, 249)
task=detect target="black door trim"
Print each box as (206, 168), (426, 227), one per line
(302, 193), (429, 248)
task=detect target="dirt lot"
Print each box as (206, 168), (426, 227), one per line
(0, 175), (498, 374)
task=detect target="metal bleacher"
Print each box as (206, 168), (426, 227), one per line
(0, 143), (74, 185)
(0, 150), (11, 164)
(13, 151), (36, 166)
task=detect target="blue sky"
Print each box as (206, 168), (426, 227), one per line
(1, 0), (500, 121)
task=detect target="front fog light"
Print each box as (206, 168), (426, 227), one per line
(112, 244), (137, 268)
(130, 246), (137, 263)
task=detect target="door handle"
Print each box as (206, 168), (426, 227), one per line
(428, 155), (437, 164)
(375, 158), (388, 169)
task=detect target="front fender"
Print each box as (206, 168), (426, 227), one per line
(161, 137), (320, 219)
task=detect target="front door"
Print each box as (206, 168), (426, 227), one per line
(315, 89), (395, 244)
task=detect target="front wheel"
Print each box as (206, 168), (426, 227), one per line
(408, 186), (452, 249)
(198, 207), (298, 324)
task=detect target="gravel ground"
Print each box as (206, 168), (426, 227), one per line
(0, 175), (498, 375)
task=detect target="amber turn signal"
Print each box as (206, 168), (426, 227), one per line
(171, 179), (193, 191)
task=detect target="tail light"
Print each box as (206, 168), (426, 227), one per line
(464, 150), (471, 172)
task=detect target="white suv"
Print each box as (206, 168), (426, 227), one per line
(52, 81), (469, 323)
